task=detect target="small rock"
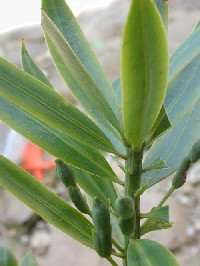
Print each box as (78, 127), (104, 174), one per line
(30, 230), (51, 256)
(194, 220), (200, 232)
(178, 195), (190, 205)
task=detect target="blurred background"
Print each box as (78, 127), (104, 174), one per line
(0, 0), (200, 265)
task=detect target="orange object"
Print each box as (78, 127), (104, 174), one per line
(21, 142), (55, 181)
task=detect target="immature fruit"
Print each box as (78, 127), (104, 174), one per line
(56, 159), (76, 187)
(93, 230), (112, 258)
(189, 140), (200, 163)
(68, 185), (90, 215)
(115, 196), (135, 219)
(92, 197), (111, 235)
(119, 216), (134, 236)
(172, 157), (191, 189)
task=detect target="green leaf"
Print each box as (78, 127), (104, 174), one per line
(142, 104), (200, 188)
(121, 0), (168, 151)
(42, 0), (122, 130)
(0, 97), (120, 183)
(112, 79), (122, 108)
(145, 106), (171, 145)
(141, 206), (169, 223)
(72, 168), (118, 207)
(0, 156), (94, 248)
(127, 240), (179, 266)
(193, 20), (200, 31)
(154, 0), (168, 30)
(19, 252), (39, 266)
(21, 40), (53, 88)
(141, 220), (172, 235)
(0, 248), (18, 266)
(41, 12), (121, 133)
(165, 27), (200, 126)
(143, 158), (169, 173)
(0, 57), (117, 154)
(142, 27), (200, 189)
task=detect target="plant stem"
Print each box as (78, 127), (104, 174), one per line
(157, 186), (175, 208)
(112, 239), (124, 253)
(107, 257), (118, 266)
(123, 146), (144, 265)
(112, 252), (124, 258)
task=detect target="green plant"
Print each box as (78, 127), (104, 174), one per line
(0, 0), (200, 265)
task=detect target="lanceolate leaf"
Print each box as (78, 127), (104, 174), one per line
(112, 79), (171, 145)
(127, 240), (179, 266)
(19, 252), (39, 266)
(142, 28), (200, 189)
(142, 102), (200, 188)
(145, 106), (171, 145)
(142, 206), (169, 223)
(143, 158), (169, 173)
(165, 27), (200, 125)
(0, 57), (117, 154)
(0, 97), (120, 182)
(41, 12), (122, 137)
(21, 40), (53, 88)
(42, 0), (122, 129)
(155, 0), (168, 30)
(72, 168), (118, 207)
(121, 0), (168, 151)
(0, 156), (94, 248)
(0, 248), (18, 266)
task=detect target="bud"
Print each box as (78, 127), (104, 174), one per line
(68, 185), (90, 215)
(119, 216), (134, 236)
(56, 159), (76, 187)
(189, 140), (200, 163)
(92, 197), (111, 235)
(115, 196), (135, 219)
(172, 157), (191, 189)
(93, 230), (112, 258)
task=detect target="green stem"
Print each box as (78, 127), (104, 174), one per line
(157, 186), (175, 208)
(112, 239), (124, 253)
(123, 146), (144, 265)
(112, 252), (125, 258)
(107, 257), (118, 266)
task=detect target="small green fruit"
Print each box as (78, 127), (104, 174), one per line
(93, 230), (112, 258)
(119, 216), (134, 236)
(68, 185), (90, 215)
(56, 159), (76, 187)
(189, 140), (200, 163)
(172, 157), (191, 189)
(92, 197), (111, 235)
(115, 196), (135, 219)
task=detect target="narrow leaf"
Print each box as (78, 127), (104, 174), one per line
(155, 0), (168, 30)
(0, 248), (18, 266)
(0, 57), (117, 154)
(142, 206), (169, 223)
(142, 28), (200, 189)
(121, 0), (168, 151)
(21, 40), (53, 88)
(42, 0), (122, 128)
(41, 12), (122, 134)
(143, 158), (169, 173)
(112, 79), (171, 145)
(142, 100), (200, 189)
(19, 252), (39, 266)
(72, 168), (118, 207)
(127, 240), (179, 266)
(145, 106), (171, 145)
(0, 156), (94, 248)
(0, 97), (120, 182)
(112, 79), (122, 108)
(165, 27), (200, 125)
